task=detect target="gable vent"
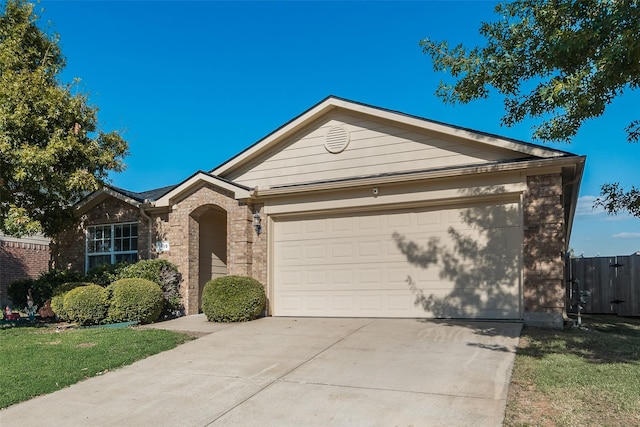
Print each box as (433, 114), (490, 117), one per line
(324, 126), (350, 154)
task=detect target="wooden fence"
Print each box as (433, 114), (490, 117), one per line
(567, 254), (640, 316)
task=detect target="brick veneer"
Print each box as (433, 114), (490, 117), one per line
(522, 173), (566, 328)
(54, 172), (570, 324)
(54, 197), (149, 272)
(0, 240), (50, 307)
(160, 184), (258, 314)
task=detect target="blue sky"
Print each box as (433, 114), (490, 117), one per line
(36, 0), (639, 257)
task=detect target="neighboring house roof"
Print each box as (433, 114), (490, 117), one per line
(0, 232), (50, 246)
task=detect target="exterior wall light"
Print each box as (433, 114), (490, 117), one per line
(253, 213), (262, 235)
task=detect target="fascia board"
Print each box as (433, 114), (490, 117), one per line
(253, 156), (583, 198)
(154, 172), (251, 206)
(331, 98), (567, 158)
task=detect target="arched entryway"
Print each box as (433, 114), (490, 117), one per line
(191, 205), (228, 311)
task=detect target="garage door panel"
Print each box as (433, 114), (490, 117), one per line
(273, 202), (522, 319)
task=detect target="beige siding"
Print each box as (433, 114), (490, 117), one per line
(226, 111), (526, 188)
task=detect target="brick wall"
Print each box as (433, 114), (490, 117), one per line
(54, 188), (267, 316)
(160, 184), (259, 314)
(0, 240), (50, 306)
(54, 197), (148, 272)
(523, 173), (566, 328)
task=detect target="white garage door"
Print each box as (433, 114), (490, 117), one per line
(273, 201), (522, 319)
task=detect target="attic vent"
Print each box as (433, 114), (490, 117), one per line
(324, 126), (350, 154)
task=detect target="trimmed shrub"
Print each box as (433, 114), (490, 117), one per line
(50, 282), (94, 320)
(63, 285), (108, 326)
(50, 294), (66, 320)
(202, 276), (266, 322)
(85, 262), (129, 286)
(116, 260), (183, 318)
(106, 278), (164, 324)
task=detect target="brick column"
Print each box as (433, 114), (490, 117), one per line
(523, 174), (566, 328)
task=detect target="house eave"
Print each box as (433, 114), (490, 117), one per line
(153, 171), (251, 207)
(212, 96), (574, 179)
(252, 156), (584, 198)
(75, 187), (143, 215)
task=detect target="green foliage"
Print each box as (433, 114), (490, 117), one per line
(5, 278), (34, 308)
(595, 183), (640, 217)
(421, 0), (640, 143)
(6, 269), (84, 308)
(85, 261), (129, 286)
(116, 259), (183, 317)
(50, 282), (93, 320)
(63, 284), (108, 326)
(202, 276), (266, 322)
(106, 278), (164, 324)
(0, 0), (128, 237)
(49, 294), (66, 320)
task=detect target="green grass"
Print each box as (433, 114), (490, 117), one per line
(504, 315), (640, 427)
(0, 325), (193, 408)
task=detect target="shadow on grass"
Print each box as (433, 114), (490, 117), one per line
(518, 315), (640, 364)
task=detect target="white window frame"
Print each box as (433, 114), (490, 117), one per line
(85, 222), (139, 272)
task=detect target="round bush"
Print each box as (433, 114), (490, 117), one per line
(106, 278), (164, 324)
(202, 276), (266, 322)
(63, 284), (108, 326)
(50, 282), (94, 320)
(116, 260), (183, 318)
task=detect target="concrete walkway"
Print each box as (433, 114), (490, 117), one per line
(1, 316), (522, 427)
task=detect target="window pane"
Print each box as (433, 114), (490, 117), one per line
(87, 223), (138, 272)
(115, 253), (137, 263)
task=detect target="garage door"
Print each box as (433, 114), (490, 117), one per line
(273, 201), (522, 319)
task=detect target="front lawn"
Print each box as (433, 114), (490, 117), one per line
(0, 325), (193, 408)
(504, 315), (640, 426)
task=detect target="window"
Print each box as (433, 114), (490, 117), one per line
(86, 223), (138, 270)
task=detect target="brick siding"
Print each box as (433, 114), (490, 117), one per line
(0, 240), (50, 307)
(53, 171), (570, 324)
(522, 173), (566, 327)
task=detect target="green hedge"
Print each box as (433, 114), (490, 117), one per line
(202, 276), (266, 322)
(50, 282), (93, 320)
(116, 260), (183, 317)
(106, 278), (164, 324)
(63, 285), (108, 326)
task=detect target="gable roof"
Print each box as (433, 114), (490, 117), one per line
(152, 171), (251, 207)
(76, 170), (253, 214)
(211, 95), (579, 179)
(109, 184), (179, 203)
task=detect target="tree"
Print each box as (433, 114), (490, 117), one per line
(421, 0), (640, 216)
(0, 0), (128, 237)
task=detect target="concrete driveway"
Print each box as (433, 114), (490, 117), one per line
(0, 316), (521, 427)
